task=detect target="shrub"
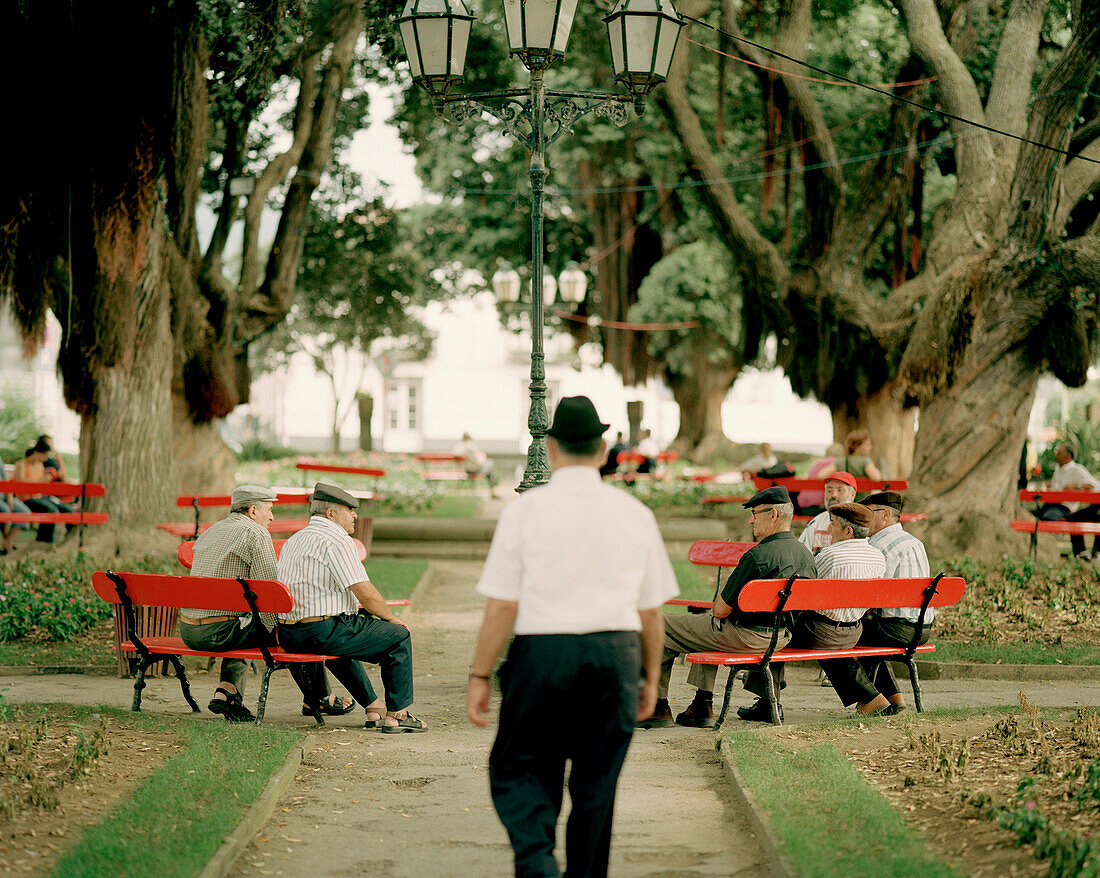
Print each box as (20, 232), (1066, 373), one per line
(0, 393), (46, 465)
(238, 437), (299, 462)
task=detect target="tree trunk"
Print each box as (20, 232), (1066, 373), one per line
(667, 363), (739, 461)
(173, 397), (236, 495)
(830, 382), (917, 478)
(908, 345), (1036, 557)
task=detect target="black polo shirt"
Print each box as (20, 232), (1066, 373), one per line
(721, 531), (816, 629)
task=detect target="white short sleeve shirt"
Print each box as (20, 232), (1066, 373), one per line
(477, 466), (679, 634)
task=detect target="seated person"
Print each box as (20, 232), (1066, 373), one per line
(278, 483), (426, 733)
(738, 442), (778, 482)
(0, 493), (32, 555)
(636, 429), (659, 474)
(36, 434), (67, 481)
(12, 442), (75, 543)
(796, 442), (845, 516)
(1035, 442), (1100, 559)
(838, 429), (883, 482)
(600, 431), (629, 478)
(453, 433), (498, 488)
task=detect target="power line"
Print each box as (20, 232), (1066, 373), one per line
(677, 11), (1100, 167)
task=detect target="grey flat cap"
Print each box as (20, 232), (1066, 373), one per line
(313, 482), (359, 508)
(231, 484), (278, 507)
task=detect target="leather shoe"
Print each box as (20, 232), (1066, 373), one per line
(883, 703), (907, 716)
(637, 698), (674, 729)
(675, 694), (714, 728)
(736, 699), (783, 723)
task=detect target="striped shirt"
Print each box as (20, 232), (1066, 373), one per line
(184, 513), (279, 628)
(868, 523), (933, 622)
(277, 516), (367, 621)
(813, 537), (886, 622)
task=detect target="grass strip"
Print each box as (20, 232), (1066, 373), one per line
(364, 558), (429, 601)
(725, 728), (962, 878)
(929, 641), (1100, 665)
(379, 494), (481, 519)
(49, 708), (303, 878)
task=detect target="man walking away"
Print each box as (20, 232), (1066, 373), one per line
(468, 396), (677, 877)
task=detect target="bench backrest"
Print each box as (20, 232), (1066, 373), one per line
(688, 540), (754, 567)
(0, 480), (106, 499)
(1018, 489), (1100, 504)
(176, 536), (367, 569)
(737, 575), (965, 613)
(752, 476), (909, 493)
(295, 459), (385, 477)
(92, 570), (293, 613)
(176, 492), (314, 508)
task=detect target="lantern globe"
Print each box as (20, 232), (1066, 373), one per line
(398, 0), (476, 99)
(492, 265), (522, 303)
(603, 0), (684, 108)
(558, 262), (588, 303)
(501, 0), (580, 71)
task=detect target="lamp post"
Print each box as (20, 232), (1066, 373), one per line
(399, 0), (683, 491)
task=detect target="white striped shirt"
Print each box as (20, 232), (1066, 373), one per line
(813, 537), (886, 622)
(277, 516), (367, 621)
(868, 523), (933, 622)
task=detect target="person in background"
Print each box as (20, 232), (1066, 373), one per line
(796, 442), (846, 516)
(798, 472), (858, 553)
(738, 442), (779, 482)
(36, 435), (66, 481)
(454, 432), (498, 489)
(600, 431), (629, 478)
(1039, 442), (1100, 560)
(12, 442), (74, 543)
(636, 428), (659, 474)
(839, 429), (883, 481)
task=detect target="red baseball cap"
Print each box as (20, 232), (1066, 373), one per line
(825, 471), (857, 490)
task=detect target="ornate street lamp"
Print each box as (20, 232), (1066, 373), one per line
(398, 0), (683, 490)
(557, 261), (588, 304)
(492, 264), (522, 303)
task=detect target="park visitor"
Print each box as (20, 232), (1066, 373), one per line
(797, 471), (858, 553)
(278, 482), (426, 733)
(646, 485), (815, 727)
(840, 429), (883, 482)
(179, 484), (350, 723)
(795, 441), (846, 515)
(1035, 442), (1100, 560)
(738, 441), (779, 482)
(12, 440), (74, 543)
(856, 490), (932, 714)
(467, 395), (675, 877)
(454, 432), (499, 489)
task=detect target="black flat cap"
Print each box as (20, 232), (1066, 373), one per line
(743, 485), (791, 508)
(862, 491), (904, 512)
(546, 396), (609, 441)
(313, 482), (359, 508)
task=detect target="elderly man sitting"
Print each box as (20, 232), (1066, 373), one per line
(277, 483), (426, 733)
(798, 471), (858, 553)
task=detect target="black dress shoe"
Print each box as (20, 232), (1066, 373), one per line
(736, 699), (783, 723)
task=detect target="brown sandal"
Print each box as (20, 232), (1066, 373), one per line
(379, 713), (427, 734)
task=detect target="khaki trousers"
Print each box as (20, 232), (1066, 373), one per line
(660, 612), (788, 697)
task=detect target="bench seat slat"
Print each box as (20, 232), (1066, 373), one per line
(295, 460), (385, 477)
(752, 477), (909, 492)
(0, 480), (106, 499)
(0, 512), (109, 524)
(1010, 520), (1100, 535)
(1018, 489), (1100, 505)
(176, 493), (315, 508)
(118, 637), (341, 663)
(686, 644), (936, 666)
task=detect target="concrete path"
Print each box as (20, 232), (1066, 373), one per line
(2, 559), (1099, 877)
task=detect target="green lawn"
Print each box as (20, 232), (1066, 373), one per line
(928, 641), (1100, 665)
(725, 724), (961, 878)
(364, 557), (430, 601)
(42, 706), (303, 878)
(378, 495), (480, 519)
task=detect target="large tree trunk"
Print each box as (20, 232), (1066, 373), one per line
(173, 399), (236, 496)
(830, 381), (917, 478)
(667, 362), (739, 461)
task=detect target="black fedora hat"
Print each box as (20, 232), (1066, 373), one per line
(546, 396), (609, 441)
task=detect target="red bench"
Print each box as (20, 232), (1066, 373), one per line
(0, 480), (109, 549)
(1012, 490), (1100, 558)
(414, 453), (488, 484)
(175, 537), (376, 568)
(682, 573), (965, 728)
(752, 476), (910, 492)
(295, 458), (385, 488)
(666, 540), (755, 612)
(92, 570), (352, 724)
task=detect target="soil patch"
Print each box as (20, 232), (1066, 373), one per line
(0, 707), (179, 875)
(782, 700), (1100, 876)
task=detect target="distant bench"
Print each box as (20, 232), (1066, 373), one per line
(682, 572), (965, 728)
(665, 540), (754, 614)
(296, 458), (385, 488)
(413, 453), (488, 484)
(0, 480), (109, 549)
(93, 569), (410, 725)
(1011, 489), (1100, 559)
(752, 476), (910, 493)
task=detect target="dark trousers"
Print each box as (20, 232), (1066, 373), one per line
(278, 612), (413, 712)
(25, 497), (74, 542)
(178, 616), (323, 701)
(1066, 505), (1100, 556)
(857, 616), (932, 699)
(490, 632), (640, 878)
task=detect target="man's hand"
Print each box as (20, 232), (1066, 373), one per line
(388, 616), (410, 630)
(637, 678), (658, 721)
(467, 677), (491, 727)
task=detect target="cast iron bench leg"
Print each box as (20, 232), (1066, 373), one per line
(165, 654), (201, 713)
(255, 663), (275, 725)
(763, 663), (782, 725)
(132, 658), (152, 711)
(714, 665), (738, 731)
(906, 657), (924, 712)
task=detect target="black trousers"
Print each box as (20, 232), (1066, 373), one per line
(857, 616), (931, 699)
(490, 632), (640, 878)
(278, 612), (413, 711)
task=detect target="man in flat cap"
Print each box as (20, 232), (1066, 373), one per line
(798, 471), (858, 553)
(469, 395), (677, 877)
(788, 501), (889, 716)
(857, 491), (931, 714)
(180, 485), (350, 722)
(278, 482), (424, 732)
(645, 485), (816, 727)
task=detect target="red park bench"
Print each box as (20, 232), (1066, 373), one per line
(157, 489), (380, 542)
(92, 569), (410, 725)
(295, 458), (385, 488)
(680, 573), (965, 728)
(414, 453), (488, 483)
(665, 540), (755, 614)
(0, 480), (109, 550)
(1012, 489), (1100, 559)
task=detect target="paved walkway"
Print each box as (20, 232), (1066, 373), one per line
(2, 559), (1099, 877)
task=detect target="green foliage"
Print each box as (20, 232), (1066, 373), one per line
(0, 555), (178, 644)
(0, 393), (45, 464)
(237, 437), (299, 462)
(629, 240), (744, 376)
